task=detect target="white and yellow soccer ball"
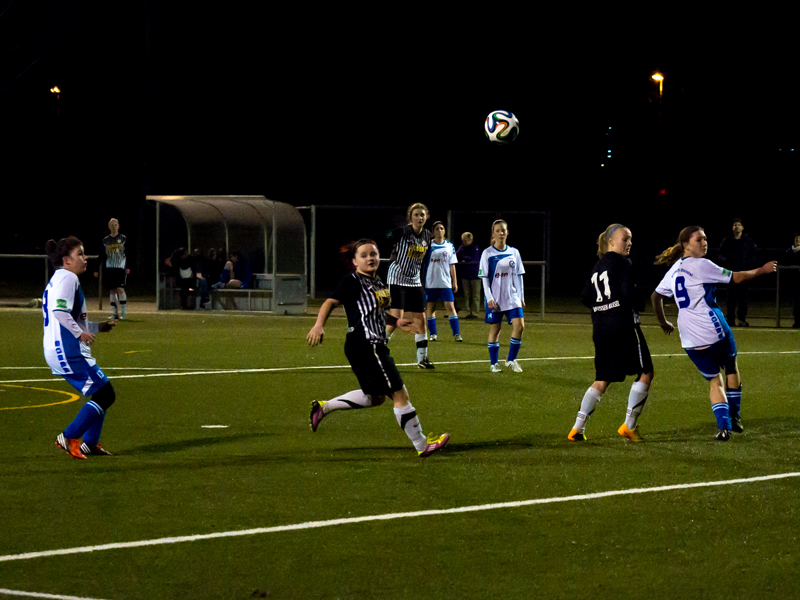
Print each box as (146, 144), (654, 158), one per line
(484, 110), (519, 144)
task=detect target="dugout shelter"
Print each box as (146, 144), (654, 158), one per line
(149, 195), (307, 314)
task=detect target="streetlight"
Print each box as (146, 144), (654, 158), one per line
(50, 86), (61, 117)
(651, 73), (664, 96)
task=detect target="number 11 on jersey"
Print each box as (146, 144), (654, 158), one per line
(591, 270), (611, 302)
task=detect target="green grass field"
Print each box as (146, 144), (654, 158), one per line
(1, 303), (798, 599)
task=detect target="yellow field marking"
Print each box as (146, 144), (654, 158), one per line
(0, 384), (80, 411)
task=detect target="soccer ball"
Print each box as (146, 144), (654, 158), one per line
(484, 110), (519, 144)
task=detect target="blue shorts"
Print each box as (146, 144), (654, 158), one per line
(485, 306), (524, 325)
(685, 335), (737, 380)
(62, 364), (109, 397)
(426, 288), (455, 303)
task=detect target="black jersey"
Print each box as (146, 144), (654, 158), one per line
(581, 251), (639, 337)
(379, 225), (431, 287)
(329, 272), (392, 343)
(102, 234), (127, 270)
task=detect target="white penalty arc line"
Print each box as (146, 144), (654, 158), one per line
(2, 350), (798, 385)
(1, 472), (798, 564)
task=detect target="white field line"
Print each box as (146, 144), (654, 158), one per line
(1, 350), (797, 386)
(0, 589), (109, 600)
(0, 472), (798, 564)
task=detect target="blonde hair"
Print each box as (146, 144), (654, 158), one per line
(406, 203), (429, 223)
(461, 231), (473, 244)
(490, 219), (508, 246)
(596, 223), (625, 258)
(654, 226), (704, 267)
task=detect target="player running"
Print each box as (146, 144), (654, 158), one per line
(568, 224), (654, 442)
(651, 226), (777, 440)
(306, 238), (450, 457)
(44, 237), (117, 459)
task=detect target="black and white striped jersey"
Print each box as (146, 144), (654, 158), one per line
(101, 234), (127, 269)
(381, 225), (431, 287)
(329, 272), (392, 343)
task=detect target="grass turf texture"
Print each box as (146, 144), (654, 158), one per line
(1, 307), (798, 599)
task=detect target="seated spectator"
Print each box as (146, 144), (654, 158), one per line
(213, 251), (251, 289)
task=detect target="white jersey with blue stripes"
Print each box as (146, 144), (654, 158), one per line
(43, 269), (96, 375)
(479, 244), (525, 311)
(425, 241), (457, 289)
(655, 256), (733, 349)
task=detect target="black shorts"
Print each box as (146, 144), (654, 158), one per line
(104, 268), (127, 290)
(593, 323), (653, 383)
(389, 284), (425, 313)
(344, 338), (404, 397)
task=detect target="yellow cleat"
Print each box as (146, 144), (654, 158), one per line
(568, 428), (587, 441)
(618, 423), (644, 442)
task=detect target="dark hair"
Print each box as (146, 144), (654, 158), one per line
(339, 238), (379, 272)
(45, 237), (83, 269)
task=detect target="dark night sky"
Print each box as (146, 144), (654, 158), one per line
(2, 4), (798, 290)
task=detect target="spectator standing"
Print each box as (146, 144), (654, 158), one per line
(718, 218), (758, 326)
(456, 232), (482, 319)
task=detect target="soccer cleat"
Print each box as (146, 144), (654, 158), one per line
(731, 418), (743, 433)
(715, 428), (732, 441)
(419, 432), (450, 457)
(80, 442), (112, 456)
(309, 400), (326, 432)
(505, 360), (523, 373)
(491, 363), (502, 373)
(454, 334), (463, 342)
(568, 428), (587, 441)
(618, 423), (644, 442)
(55, 433), (87, 460)
(429, 334), (438, 342)
(417, 358), (435, 369)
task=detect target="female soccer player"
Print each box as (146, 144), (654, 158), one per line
(651, 226), (777, 440)
(45, 237), (117, 459)
(94, 218), (129, 319)
(568, 224), (654, 442)
(479, 219), (525, 372)
(425, 221), (461, 342)
(306, 239), (450, 457)
(375, 202), (434, 369)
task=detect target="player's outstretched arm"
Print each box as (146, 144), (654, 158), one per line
(307, 298), (340, 346)
(732, 261), (777, 284)
(650, 291), (675, 335)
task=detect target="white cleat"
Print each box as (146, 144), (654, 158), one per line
(505, 360), (523, 373)
(491, 363), (502, 373)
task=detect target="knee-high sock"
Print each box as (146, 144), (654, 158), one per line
(118, 289), (127, 318)
(625, 381), (649, 430)
(507, 337), (522, 362)
(449, 315), (460, 336)
(427, 318), (437, 336)
(64, 401), (105, 440)
(712, 402), (732, 430)
(109, 292), (119, 316)
(394, 403), (427, 451)
(415, 334), (428, 363)
(488, 342), (500, 365)
(572, 387), (603, 432)
(726, 385), (742, 420)
(323, 390), (372, 413)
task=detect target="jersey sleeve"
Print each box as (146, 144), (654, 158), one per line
(699, 259), (733, 284)
(655, 271), (674, 297)
(478, 249), (489, 278)
(51, 272), (77, 313)
(515, 248), (526, 275)
(329, 274), (358, 305)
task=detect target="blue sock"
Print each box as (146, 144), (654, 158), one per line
(726, 385), (742, 420)
(507, 337), (522, 362)
(64, 401), (104, 439)
(449, 315), (460, 336)
(82, 412), (106, 445)
(427, 318), (437, 336)
(711, 402), (732, 430)
(488, 342), (500, 365)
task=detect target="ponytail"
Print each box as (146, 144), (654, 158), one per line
(45, 236), (83, 269)
(654, 226), (704, 267)
(597, 223), (625, 258)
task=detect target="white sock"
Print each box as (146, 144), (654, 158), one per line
(415, 333), (428, 363)
(625, 381), (649, 430)
(118, 289), (127, 318)
(394, 403), (427, 451)
(573, 387), (603, 432)
(325, 390), (372, 413)
(109, 292), (118, 316)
